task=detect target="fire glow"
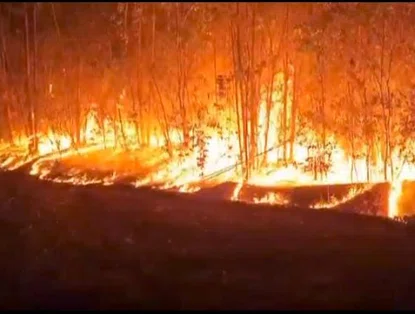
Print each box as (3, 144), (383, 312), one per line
(0, 69), (410, 219)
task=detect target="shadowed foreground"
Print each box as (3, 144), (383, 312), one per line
(0, 172), (415, 310)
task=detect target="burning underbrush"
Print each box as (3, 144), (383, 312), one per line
(15, 144), (389, 216)
(0, 122), (407, 219)
(0, 144), (34, 170)
(0, 138), (409, 219)
(229, 181), (388, 215)
(1, 69), (414, 219)
(30, 147), (168, 185)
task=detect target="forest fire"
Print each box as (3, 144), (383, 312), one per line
(0, 69), (409, 219)
(0, 3), (414, 219)
(4, 3), (415, 311)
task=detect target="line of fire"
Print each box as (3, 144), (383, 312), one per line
(0, 3), (414, 218)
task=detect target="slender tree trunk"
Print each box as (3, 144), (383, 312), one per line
(175, 3), (189, 146)
(24, 3), (36, 151)
(248, 3), (257, 171)
(378, 18), (390, 182)
(149, 3), (157, 147)
(289, 62), (298, 162)
(135, 3), (143, 146)
(262, 67), (274, 165)
(366, 145), (371, 182)
(117, 103), (127, 149)
(282, 53), (289, 162)
(151, 72), (172, 156)
(262, 11), (286, 164)
(230, 17), (245, 178)
(317, 51), (326, 181)
(213, 37), (218, 105)
(350, 139), (359, 182)
(75, 55), (82, 147)
(32, 3), (38, 142)
(235, 3), (249, 180)
(281, 5), (290, 163)
(0, 14), (14, 144)
(320, 67), (326, 150)
(152, 3), (156, 65)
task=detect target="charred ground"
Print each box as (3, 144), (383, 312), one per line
(1, 171), (415, 310)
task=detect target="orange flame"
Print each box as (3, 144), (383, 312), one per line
(311, 185), (373, 210)
(253, 192), (290, 206)
(0, 72), (413, 219)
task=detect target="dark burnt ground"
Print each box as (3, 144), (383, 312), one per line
(0, 171), (415, 310)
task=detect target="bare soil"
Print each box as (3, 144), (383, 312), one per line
(0, 170), (415, 310)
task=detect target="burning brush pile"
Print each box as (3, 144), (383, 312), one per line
(0, 71), (413, 219)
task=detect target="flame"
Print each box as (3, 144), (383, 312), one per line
(253, 192), (290, 206)
(231, 182), (243, 201)
(311, 185), (373, 210)
(386, 158), (415, 218)
(388, 180), (402, 218)
(37, 131), (72, 156)
(0, 71), (413, 219)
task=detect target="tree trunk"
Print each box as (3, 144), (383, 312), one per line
(75, 56), (82, 147)
(151, 72), (172, 157)
(366, 143), (371, 182)
(289, 62), (298, 162)
(152, 3), (156, 65)
(135, 3), (143, 146)
(235, 3), (249, 180)
(32, 3), (38, 143)
(117, 104), (127, 149)
(0, 14), (14, 144)
(24, 3), (36, 152)
(262, 68), (274, 165)
(175, 3), (189, 147)
(230, 15), (245, 179)
(378, 17), (391, 182)
(262, 11), (286, 164)
(282, 53), (289, 162)
(248, 3), (258, 171)
(213, 37), (218, 105)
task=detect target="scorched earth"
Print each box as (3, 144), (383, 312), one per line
(1, 169), (415, 310)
